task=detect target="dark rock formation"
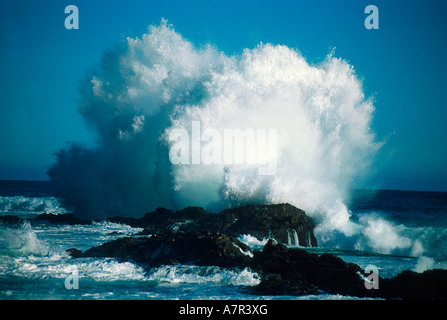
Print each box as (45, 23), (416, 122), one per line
(75, 233), (367, 297)
(108, 206), (207, 235)
(2, 203), (317, 247)
(379, 269), (447, 300)
(66, 248), (83, 258)
(82, 231), (252, 269)
(108, 203), (317, 247)
(75, 234), (370, 297)
(74, 231), (447, 300)
(250, 240), (447, 300)
(250, 239), (372, 297)
(252, 273), (320, 296)
(191, 203), (317, 247)
(34, 213), (92, 225)
(0, 215), (25, 225)
(14, 203), (444, 300)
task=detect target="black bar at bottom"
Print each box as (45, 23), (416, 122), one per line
(0, 299), (440, 319)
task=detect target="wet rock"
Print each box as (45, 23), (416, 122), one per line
(107, 207), (204, 232)
(80, 231), (447, 299)
(66, 248), (83, 258)
(249, 240), (447, 300)
(380, 269), (447, 300)
(108, 203), (317, 247)
(83, 231), (253, 269)
(250, 239), (372, 297)
(253, 273), (320, 296)
(34, 213), (91, 225)
(0, 215), (25, 225)
(195, 203), (317, 247)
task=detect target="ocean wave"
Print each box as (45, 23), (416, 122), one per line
(48, 20), (380, 225)
(313, 205), (447, 265)
(413, 256), (447, 273)
(237, 234), (269, 250)
(147, 265), (260, 286)
(0, 221), (51, 257)
(0, 196), (69, 216)
(50, 258), (147, 282)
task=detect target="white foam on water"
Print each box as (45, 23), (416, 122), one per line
(47, 20), (381, 241)
(0, 222), (50, 257)
(147, 265), (260, 286)
(0, 196), (69, 216)
(237, 234), (269, 250)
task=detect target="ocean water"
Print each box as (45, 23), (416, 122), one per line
(1, 180), (447, 300)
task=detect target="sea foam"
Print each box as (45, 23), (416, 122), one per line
(48, 20), (381, 249)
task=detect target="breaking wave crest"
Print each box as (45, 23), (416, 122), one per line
(147, 265), (260, 286)
(0, 222), (50, 257)
(0, 196), (69, 216)
(47, 20), (388, 255)
(49, 20), (379, 219)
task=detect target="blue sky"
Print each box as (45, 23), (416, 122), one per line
(0, 0), (446, 191)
